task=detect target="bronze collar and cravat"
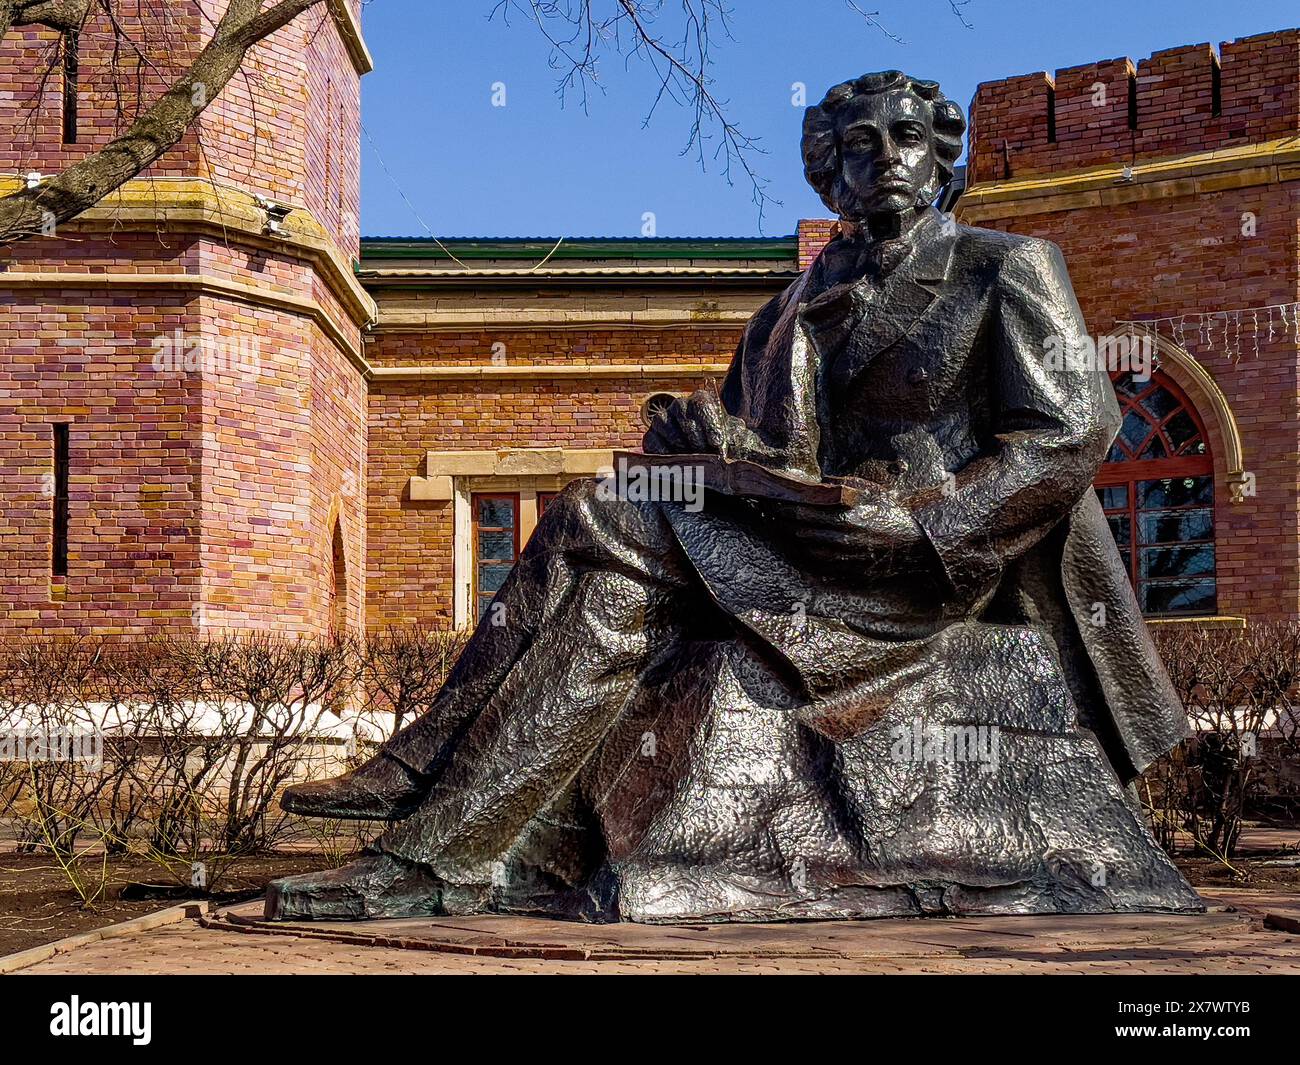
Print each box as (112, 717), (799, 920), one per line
(818, 228), (917, 286)
(798, 208), (955, 384)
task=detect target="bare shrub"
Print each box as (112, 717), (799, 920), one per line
(0, 638), (111, 857)
(1149, 622), (1300, 861)
(359, 626), (467, 737)
(0, 627), (465, 898)
(0, 636), (158, 905)
(124, 634), (356, 890)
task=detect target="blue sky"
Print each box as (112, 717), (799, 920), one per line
(358, 0), (1299, 239)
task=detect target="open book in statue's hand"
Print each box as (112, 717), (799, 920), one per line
(612, 450), (867, 507)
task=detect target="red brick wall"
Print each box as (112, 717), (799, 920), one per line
(971, 192), (1299, 620)
(193, 292), (366, 636)
(0, 9), (203, 181)
(196, 2), (362, 256)
(797, 219), (837, 269)
(0, 5), (368, 636)
(364, 327), (736, 628)
(0, 284), (202, 635)
(962, 30), (1300, 620)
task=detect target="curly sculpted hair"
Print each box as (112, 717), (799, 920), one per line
(801, 71), (967, 216)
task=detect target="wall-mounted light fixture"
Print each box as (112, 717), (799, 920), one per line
(253, 194), (292, 235)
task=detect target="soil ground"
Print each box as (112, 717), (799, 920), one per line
(0, 850), (330, 955)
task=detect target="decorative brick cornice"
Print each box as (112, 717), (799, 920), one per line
(370, 307), (760, 331)
(0, 265), (732, 386)
(369, 362), (730, 382)
(0, 178), (377, 328)
(958, 135), (1300, 222)
(328, 0), (374, 75)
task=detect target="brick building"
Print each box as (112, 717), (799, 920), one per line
(1, 13), (1297, 635)
(959, 29), (1300, 623)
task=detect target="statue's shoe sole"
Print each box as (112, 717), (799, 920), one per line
(265, 855), (451, 921)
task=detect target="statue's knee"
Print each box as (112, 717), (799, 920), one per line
(531, 477), (601, 531)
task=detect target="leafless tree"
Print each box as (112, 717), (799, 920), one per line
(358, 626), (467, 735)
(1150, 623), (1300, 860)
(1, 1), (974, 246)
(0, 0), (327, 244)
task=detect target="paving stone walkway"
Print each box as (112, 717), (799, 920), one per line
(11, 888), (1299, 974)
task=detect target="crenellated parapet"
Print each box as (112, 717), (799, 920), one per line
(968, 29), (1300, 183)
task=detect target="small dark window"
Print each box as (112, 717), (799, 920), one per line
(1127, 72), (1138, 131)
(330, 519), (347, 632)
(61, 30), (79, 144)
(52, 424), (70, 578)
(1046, 85), (1057, 143)
(472, 493), (519, 623)
(1211, 58), (1222, 117)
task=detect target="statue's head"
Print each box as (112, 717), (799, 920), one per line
(802, 71), (966, 223)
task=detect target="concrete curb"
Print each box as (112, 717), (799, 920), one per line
(0, 900), (213, 974)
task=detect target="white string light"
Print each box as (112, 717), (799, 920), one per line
(1116, 300), (1300, 361)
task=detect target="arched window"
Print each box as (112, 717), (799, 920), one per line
(1094, 369), (1216, 617)
(330, 519), (348, 633)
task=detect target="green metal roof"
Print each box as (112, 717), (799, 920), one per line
(359, 236), (798, 262)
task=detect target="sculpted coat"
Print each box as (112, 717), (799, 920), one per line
(677, 205), (1188, 785)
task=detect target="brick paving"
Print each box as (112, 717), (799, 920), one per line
(13, 889), (1300, 975)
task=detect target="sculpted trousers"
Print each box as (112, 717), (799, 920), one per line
(374, 480), (700, 878)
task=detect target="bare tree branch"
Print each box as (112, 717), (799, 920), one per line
(494, 1), (778, 228)
(498, 1), (977, 231)
(0, 0), (325, 246)
(844, 1), (904, 45)
(947, 0), (974, 30)
(8, 0), (91, 33)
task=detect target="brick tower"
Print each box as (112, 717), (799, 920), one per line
(0, 1), (374, 636)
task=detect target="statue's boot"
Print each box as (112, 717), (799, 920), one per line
(280, 752), (427, 821)
(265, 853), (467, 921)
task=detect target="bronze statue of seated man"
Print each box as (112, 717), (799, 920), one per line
(268, 71), (1201, 923)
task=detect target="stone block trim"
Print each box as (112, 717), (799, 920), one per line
(365, 368), (728, 630)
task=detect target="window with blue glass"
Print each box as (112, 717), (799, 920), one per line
(473, 493), (519, 622)
(1094, 370), (1216, 616)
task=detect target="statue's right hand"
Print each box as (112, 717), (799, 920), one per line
(642, 390), (730, 456)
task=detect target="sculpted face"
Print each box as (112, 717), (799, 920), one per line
(832, 89), (938, 222)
